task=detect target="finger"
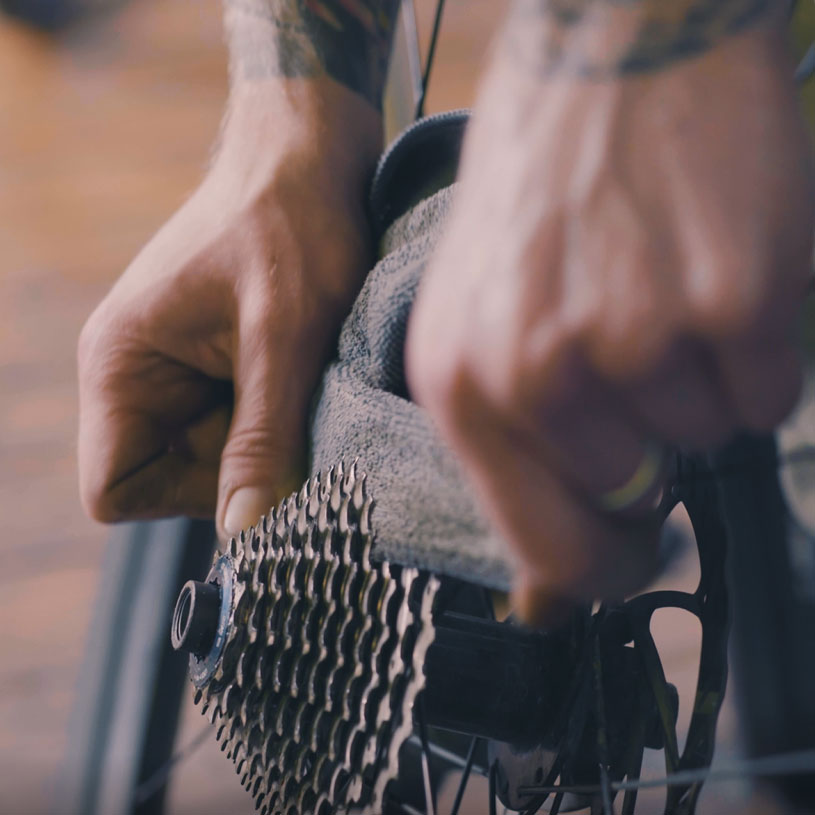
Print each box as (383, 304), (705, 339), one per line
(624, 340), (735, 450)
(517, 352), (661, 503)
(445, 388), (662, 607)
(717, 337), (803, 432)
(77, 337), (225, 521)
(102, 454), (221, 520)
(216, 309), (316, 539)
(562, 194), (684, 382)
(540, 403), (648, 501)
(511, 580), (577, 630)
(79, 398), (229, 521)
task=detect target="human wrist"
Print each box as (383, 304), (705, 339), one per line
(224, 0), (400, 110)
(504, 0), (786, 80)
(215, 79), (383, 199)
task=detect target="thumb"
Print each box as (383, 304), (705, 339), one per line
(216, 331), (307, 539)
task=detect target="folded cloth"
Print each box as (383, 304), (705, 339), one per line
(309, 184), (516, 591)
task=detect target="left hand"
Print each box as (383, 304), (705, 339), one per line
(405, 20), (815, 622)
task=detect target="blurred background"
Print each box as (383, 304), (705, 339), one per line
(1, 1), (812, 814)
(0, 1), (506, 812)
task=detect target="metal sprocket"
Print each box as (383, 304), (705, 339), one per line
(185, 461), (439, 815)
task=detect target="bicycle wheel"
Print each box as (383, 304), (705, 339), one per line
(54, 518), (216, 815)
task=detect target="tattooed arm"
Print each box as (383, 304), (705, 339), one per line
(407, 0), (814, 621)
(78, 2), (403, 536)
(516, 0), (775, 77)
(225, 0), (400, 108)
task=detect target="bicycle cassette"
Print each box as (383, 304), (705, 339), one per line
(171, 462), (439, 815)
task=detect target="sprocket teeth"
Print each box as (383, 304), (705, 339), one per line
(190, 463), (439, 815)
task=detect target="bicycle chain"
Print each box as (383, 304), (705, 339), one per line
(191, 461), (439, 815)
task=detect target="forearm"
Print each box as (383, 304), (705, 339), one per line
(508, 0), (782, 78)
(224, 0), (401, 109)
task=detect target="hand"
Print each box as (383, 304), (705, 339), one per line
(78, 81), (381, 538)
(406, 22), (815, 620)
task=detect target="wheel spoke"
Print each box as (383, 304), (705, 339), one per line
(449, 738), (478, 815)
(631, 616), (681, 776)
(620, 682), (648, 815)
(548, 791), (565, 815)
(591, 629), (614, 815)
(488, 763), (497, 815)
(417, 699), (437, 815)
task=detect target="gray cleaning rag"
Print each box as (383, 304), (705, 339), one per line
(310, 184), (517, 591)
(309, 182), (815, 593)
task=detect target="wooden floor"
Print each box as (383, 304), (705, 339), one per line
(0, 3), (227, 811)
(0, 1), (789, 813)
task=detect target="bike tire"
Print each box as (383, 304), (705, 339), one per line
(53, 518), (216, 815)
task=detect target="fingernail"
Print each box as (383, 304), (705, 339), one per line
(223, 487), (272, 536)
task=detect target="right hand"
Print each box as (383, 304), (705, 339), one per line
(406, 19), (814, 620)
(78, 81), (381, 538)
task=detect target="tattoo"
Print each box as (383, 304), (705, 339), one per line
(509, 0), (774, 78)
(225, 0), (401, 108)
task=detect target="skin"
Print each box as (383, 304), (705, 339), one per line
(224, 0), (399, 106)
(79, 0), (814, 623)
(406, 0), (815, 621)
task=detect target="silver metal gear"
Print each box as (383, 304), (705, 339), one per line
(182, 461), (439, 815)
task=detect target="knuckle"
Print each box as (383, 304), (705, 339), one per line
(78, 443), (127, 522)
(587, 306), (675, 380)
(79, 476), (121, 523)
(405, 321), (466, 413)
(414, 351), (472, 418)
(88, 500), (122, 524)
(221, 424), (300, 472)
(77, 309), (107, 372)
(77, 304), (125, 388)
(610, 311), (659, 357)
(518, 332), (582, 418)
(687, 263), (764, 338)
(240, 279), (276, 324)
